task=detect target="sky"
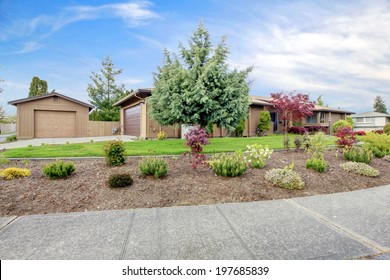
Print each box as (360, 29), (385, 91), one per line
(1, 0), (390, 116)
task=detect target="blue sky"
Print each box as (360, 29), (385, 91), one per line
(1, 0), (389, 116)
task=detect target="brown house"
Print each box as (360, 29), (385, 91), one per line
(9, 92), (94, 139)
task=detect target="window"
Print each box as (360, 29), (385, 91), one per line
(364, 117), (374, 123)
(319, 112), (326, 123)
(355, 117), (364, 122)
(306, 115), (317, 124)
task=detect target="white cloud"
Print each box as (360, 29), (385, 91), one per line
(120, 78), (144, 85)
(12, 41), (43, 54)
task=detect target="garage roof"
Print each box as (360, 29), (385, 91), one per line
(8, 92), (94, 111)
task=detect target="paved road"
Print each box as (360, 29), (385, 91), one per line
(1, 185), (389, 260)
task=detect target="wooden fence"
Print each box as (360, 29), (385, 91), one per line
(87, 121), (120, 137)
(0, 123), (16, 134)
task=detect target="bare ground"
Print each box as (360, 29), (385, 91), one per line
(1, 150), (390, 217)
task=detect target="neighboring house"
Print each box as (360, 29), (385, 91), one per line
(114, 89), (354, 137)
(351, 111), (390, 132)
(9, 92), (93, 139)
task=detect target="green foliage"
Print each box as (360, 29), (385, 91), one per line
(235, 118), (246, 137)
(87, 56), (128, 121)
(0, 167), (31, 180)
(0, 154), (10, 165)
(340, 162), (379, 177)
(6, 135), (17, 142)
(332, 120), (352, 133)
(283, 135), (290, 150)
(317, 95), (323, 106)
(294, 135), (303, 149)
(384, 123), (390, 135)
(108, 173), (133, 188)
(363, 132), (390, 158)
(343, 146), (373, 164)
(29, 76), (48, 97)
(139, 157), (168, 179)
(346, 116), (354, 127)
(305, 156), (327, 172)
(209, 152), (248, 177)
(243, 144), (273, 168)
(373, 96), (388, 114)
(42, 161), (76, 179)
(206, 123), (214, 135)
(104, 140), (126, 166)
(149, 22), (252, 130)
(265, 164), (304, 190)
(157, 131), (166, 140)
(257, 111), (271, 135)
(305, 132), (329, 158)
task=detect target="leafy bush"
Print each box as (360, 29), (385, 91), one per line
(373, 129), (384, 134)
(257, 111), (271, 135)
(294, 135), (303, 149)
(340, 162), (379, 177)
(265, 164), (304, 190)
(355, 131), (366, 136)
(235, 119), (246, 137)
(343, 147), (373, 164)
(243, 144), (273, 168)
(42, 161), (76, 179)
(346, 116), (354, 127)
(305, 156), (327, 172)
(6, 135), (17, 142)
(209, 152), (248, 177)
(0, 167), (31, 180)
(108, 173), (133, 188)
(363, 132), (390, 158)
(139, 157), (168, 179)
(335, 127), (357, 149)
(157, 131), (166, 140)
(0, 154), (9, 166)
(306, 132), (329, 157)
(288, 126), (306, 135)
(184, 126), (210, 169)
(332, 120), (352, 133)
(384, 123), (390, 135)
(306, 126), (326, 134)
(104, 140), (126, 166)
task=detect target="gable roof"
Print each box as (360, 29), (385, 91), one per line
(352, 111), (390, 118)
(113, 88), (152, 107)
(8, 92), (94, 111)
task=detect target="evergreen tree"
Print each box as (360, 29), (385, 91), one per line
(29, 76), (48, 97)
(317, 95), (323, 106)
(87, 56), (127, 121)
(373, 95), (388, 113)
(149, 22), (252, 130)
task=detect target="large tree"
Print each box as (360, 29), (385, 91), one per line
(149, 22), (252, 131)
(29, 76), (48, 97)
(87, 56), (127, 121)
(373, 95), (388, 114)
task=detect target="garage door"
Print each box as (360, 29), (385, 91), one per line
(124, 105), (141, 136)
(34, 110), (76, 138)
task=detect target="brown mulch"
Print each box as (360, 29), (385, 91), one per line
(1, 150), (390, 217)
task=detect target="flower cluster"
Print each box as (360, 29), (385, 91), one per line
(243, 144), (273, 168)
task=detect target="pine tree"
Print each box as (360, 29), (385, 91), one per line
(29, 76), (48, 97)
(149, 22), (252, 130)
(317, 95), (323, 106)
(87, 56), (127, 121)
(373, 96), (388, 113)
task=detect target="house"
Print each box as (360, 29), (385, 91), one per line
(9, 92), (94, 139)
(114, 89), (354, 137)
(351, 111), (390, 132)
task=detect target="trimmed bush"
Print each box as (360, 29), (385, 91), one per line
(0, 167), (31, 180)
(265, 166), (304, 190)
(104, 140), (126, 166)
(305, 156), (327, 172)
(139, 157), (168, 179)
(6, 135), (17, 142)
(157, 131), (166, 140)
(209, 152), (248, 177)
(373, 129), (384, 134)
(42, 161), (76, 179)
(235, 118), (246, 137)
(343, 147), (373, 164)
(108, 173), (133, 188)
(257, 111), (271, 136)
(363, 132), (390, 158)
(340, 162), (379, 177)
(332, 120), (352, 133)
(288, 126), (306, 135)
(243, 144), (273, 168)
(306, 126), (326, 134)
(384, 123), (390, 135)
(355, 131), (366, 136)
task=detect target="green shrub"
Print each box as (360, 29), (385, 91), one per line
(294, 135), (303, 149)
(139, 157), (168, 179)
(0, 167), (31, 180)
(243, 144), (273, 168)
(305, 156), (327, 172)
(265, 164), (304, 190)
(108, 173), (133, 188)
(6, 135), (17, 142)
(104, 140), (126, 166)
(42, 161), (76, 179)
(157, 131), (166, 140)
(340, 162), (379, 177)
(306, 132), (329, 157)
(257, 111), (271, 136)
(384, 123), (390, 135)
(235, 119), (246, 137)
(343, 146), (373, 164)
(209, 152), (248, 177)
(0, 154), (9, 166)
(332, 120), (352, 133)
(363, 132), (390, 158)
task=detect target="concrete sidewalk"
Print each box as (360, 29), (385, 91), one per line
(1, 185), (389, 260)
(0, 135), (136, 149)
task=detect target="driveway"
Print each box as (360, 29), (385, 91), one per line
(0, 133), (15, 143)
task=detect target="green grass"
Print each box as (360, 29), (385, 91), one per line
(2, 135), (337, 158)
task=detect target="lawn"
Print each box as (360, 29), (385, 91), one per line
(2, 135), (337, 158)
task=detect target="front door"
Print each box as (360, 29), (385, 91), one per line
(270, 112), (278, 132)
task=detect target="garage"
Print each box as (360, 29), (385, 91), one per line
(124, 105), (141, 136)
(34, 110), (76, 138)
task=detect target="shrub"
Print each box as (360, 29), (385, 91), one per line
(343, 146), (373, 164)
(340, 162), (379, 177)
(294, 135), (303, 149)
(235, 119), (246, 137)
(306, 132), (329, 157)
(184, 126), (210, 169)
(346, 116), (354, 127)
(6, 135), (17, 142)
(0, 167), (31, 180)
(373, 129), (384, 134)
(257, 111), (271, 136)
(283, 135), (290, 150)
(139, 157), (168, 179)
(42, 161), (76, 179)
(332, 120), (352, 133)
(384, 123), (390, 135)
(335, 126), (357, 149)
(0, 154), (9, 165)
(104, 140), (126, 166)
(157, 131), (166, 140)
(305, 156), (327, 172)
(288, 126), (306, 135)
(206, 123), (214, 136)
(265, 164), (304, 190)
(363, 132), (390, 158)
(306, 126), (326, 134)
(243, 144), (273, 168)
(108, 173), (133, 188)
(355, 131), (366, 136)
(209, 152), (248, 177)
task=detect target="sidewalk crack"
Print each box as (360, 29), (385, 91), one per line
(118, 211), (136, 260)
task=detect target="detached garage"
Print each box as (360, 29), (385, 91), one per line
(9, 92), (93, 139)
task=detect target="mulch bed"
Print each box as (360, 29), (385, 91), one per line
(1, 150), (390, 217)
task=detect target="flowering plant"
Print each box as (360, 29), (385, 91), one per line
(243, 144), (273, 168)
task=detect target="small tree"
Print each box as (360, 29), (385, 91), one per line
(29, 76), (48, 97)
(317, 95), (323, 106)
(270, 92), (315, 148)
(373, 96), (388, 114)
(257, 111), (271, 136)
